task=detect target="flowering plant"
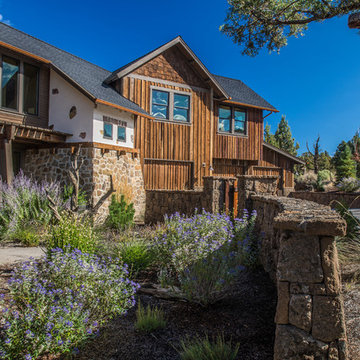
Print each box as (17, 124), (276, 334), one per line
(154, 209), (258, 305)
(0, 248), (139, 359)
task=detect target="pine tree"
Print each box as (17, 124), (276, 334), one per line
(333, 141), (357, 182)
(274, 116), (300, 156)
(264, 123), (278, 147)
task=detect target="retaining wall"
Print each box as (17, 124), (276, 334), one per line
(252, 195), (348, 360)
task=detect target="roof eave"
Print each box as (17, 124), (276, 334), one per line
(263, 142), (305, 165)
(222, 99), (279, 113)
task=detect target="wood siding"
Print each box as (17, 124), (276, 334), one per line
(213, 159), (245, 177)
(0, 45), (49, 128)
(213, 102), (263, 161)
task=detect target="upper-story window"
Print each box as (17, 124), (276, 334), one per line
(0, 55), (39, 115)
(151, 88), (190, 123)
(218, 105), (246, 135)
(1, 56), (19, 110)
(103, 122), (113, 139)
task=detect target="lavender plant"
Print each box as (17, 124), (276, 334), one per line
(0, 248), (139, 359)
(154, 210), (258, 305)
(0, 171), (64, 241)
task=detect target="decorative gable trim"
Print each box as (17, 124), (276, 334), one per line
(105, 36), (229, 100)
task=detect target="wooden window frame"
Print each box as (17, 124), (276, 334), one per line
(103, 122), (113, 140)
(217, 104), (248, 137)
(0, 55), (20, 112)
(150, 85), (192, 125)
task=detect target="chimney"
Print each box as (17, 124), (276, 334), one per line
(349, 13), (360, 29)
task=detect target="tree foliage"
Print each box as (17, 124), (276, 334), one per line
(333, 141), (357, 182)
(221, 0), (360, 56)
(264, 116), (299, 156)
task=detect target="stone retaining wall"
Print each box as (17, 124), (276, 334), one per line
(251, 195), (348, 360)
(23, 146), (146, 222)
(290, 191), (360, 209)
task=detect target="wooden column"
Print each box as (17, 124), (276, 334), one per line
(0, 125), (15, 183)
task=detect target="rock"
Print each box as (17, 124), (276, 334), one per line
(321, 237), (341, 295)
(274, 325), (328, 360)
(277, 233), (324, 283)
(312, 296), (346, 342)
(275, 281), (290, 324)
(328, 342), (339, 360)
(289, 295), (312, 332)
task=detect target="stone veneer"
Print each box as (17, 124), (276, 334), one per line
(23, 146), (146, 222)
(251, 195), (348, 360)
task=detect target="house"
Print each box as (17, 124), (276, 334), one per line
(0, 23), (304, 222)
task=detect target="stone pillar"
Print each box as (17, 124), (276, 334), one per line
(251, 195), (348, 360)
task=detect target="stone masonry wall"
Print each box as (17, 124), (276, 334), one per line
(252, 195), (348, 360)
(290, 191), (360, 209)
(23, 146), (146, 222)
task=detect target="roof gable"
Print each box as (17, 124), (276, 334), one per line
(105, 36), (229, 99)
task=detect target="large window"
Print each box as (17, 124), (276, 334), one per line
(117, 126), (126, 142)
(1, 56), (19, 110)
(151, 88), (190, 123)
(0, 55), (40, 115)
(103, 122), (113, 139)
(218, 105), (246, 135)
(23, 63), (39, 115)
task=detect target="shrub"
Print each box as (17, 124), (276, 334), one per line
(179, 334), (239, 360)
(295, 172), (317, 190)
(107, 194), (135, 231)
(0, 172), (63, 240)
(337, 177), (360, 192)
(115, 239), (155, 275)
(135, 302), (167, 333)
(9, 224), (41, 247)
(153, 210), (257, 305)
(46, 214), (98, 255)
(0, 248), (139, 359)
(62, 184), (88, 209)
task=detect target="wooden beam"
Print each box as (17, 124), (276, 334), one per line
(0, 137), (14, 183)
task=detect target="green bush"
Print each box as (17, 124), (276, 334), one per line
(107, 194), (135, 230)
(46, 214), (97, 254)
(0, 248), (139, 359)
(135, 302), (167, 333)
(179, 334), (239, 360)
(9, 224), (41, 247)
(62, 184), (88, 209)
(115, 239), (155, 275)
(337, 177), (360, 192)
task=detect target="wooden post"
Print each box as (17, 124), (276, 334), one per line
(225, 180), (230, 214)
(0, 125), (15, 183)
(233, 179), (238, 218)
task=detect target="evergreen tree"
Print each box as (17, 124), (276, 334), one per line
(264, 123), (278, 147)
(333, 141), (357, 182)
(274, 116), (300, 156)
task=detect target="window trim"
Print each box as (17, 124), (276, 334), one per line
(103, 122), (113, 139)
(217, 104), (248, 137)
(150, 85), (192, 125)
(23, 62), (40, 116)
(117, 125), (126, 143)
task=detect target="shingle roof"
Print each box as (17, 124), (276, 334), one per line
(212, 75), (278, 112)
(0, 23), (149, 116)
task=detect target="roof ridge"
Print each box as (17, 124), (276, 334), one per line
(213, 74), (245, 83)
(0, 22), (110, 73)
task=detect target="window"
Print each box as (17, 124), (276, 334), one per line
(117, 126), (126, 142)
(103, 122), (113, 139)
(218, 105), (246, 135)
(173, 93), (190, 122)
(23, 63), (39, 115)
(151, 88), (191, 123)
(1, 56), (19, 110)
(151, 90), (169, 119)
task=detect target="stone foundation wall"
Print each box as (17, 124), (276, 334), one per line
(252, 195), (348, 360)
(23, 146), (146, 222)
(290, 191), (360, 209)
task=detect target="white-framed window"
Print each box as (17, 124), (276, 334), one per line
(218, 105), (247, 136)
(103, 122), (113, 139)
(151, 87), (191, 123)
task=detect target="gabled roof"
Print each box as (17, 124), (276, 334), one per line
(0, 23), (150, 117)
(105, 36), (229, 100)
(213, 75), (278, 112)
(263, 142), (305, 165)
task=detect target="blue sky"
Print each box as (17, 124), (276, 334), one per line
(1, 0), (359, 155)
